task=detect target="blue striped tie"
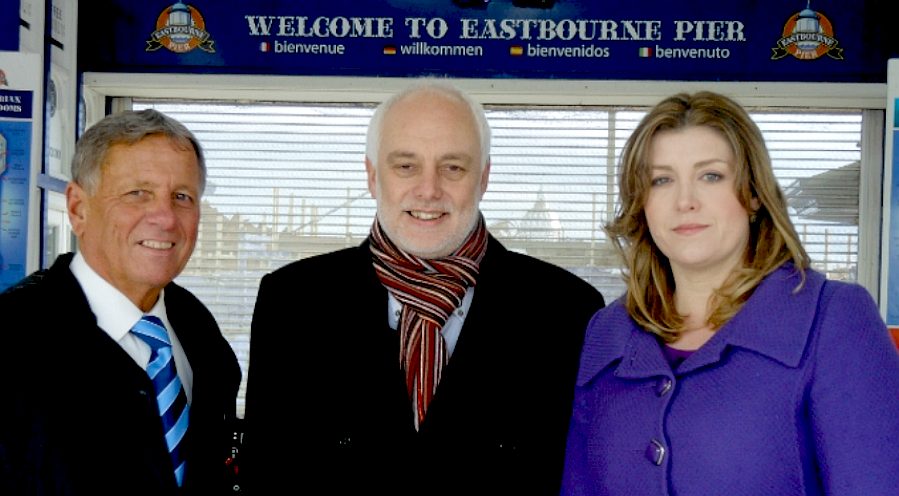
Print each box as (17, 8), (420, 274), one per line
(131, 315), (190, 487)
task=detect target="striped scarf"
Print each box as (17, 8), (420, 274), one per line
(370, 215), (488, 426)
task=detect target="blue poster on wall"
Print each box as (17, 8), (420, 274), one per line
(884, 59), (899, 325)
(0, 90), (33, 291)
(80, 0), (896, 83)
(891, 130), (899, 322)
(888, 95), (899, 324)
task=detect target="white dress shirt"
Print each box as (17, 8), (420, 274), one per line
(387, 286), (474, 429)
(386, 286), (474, 359)
(70, 251), (193, 401)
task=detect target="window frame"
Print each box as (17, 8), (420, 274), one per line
(81, 73), (886, 299)
(79, 74), (886, 417)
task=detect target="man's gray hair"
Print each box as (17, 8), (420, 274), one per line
(365, 78), (491, 168)
(71, 109), (206, 195)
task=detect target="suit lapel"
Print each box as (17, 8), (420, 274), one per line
(418, 237), (507, 431)
(352, 241), (419, 431)
(46, 257), (153, 388)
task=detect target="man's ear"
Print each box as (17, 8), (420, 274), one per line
(66, 182), (88, 237)
(365, 156), (377, 199)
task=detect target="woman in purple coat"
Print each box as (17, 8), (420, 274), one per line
(562, 91), (899, 495)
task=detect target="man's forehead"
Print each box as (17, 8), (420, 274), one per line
(384, 149), (474, 162)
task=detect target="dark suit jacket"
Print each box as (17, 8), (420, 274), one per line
(0, 253), (241, 495)
(242, 235), (605, 495)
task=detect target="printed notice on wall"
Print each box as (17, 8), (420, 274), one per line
(0, 52), (39, 292)
(0, 115), (33, 290)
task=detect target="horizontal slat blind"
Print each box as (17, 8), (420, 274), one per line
(133, 100), (863, 416)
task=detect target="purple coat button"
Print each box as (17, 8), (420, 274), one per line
(646, 439), (666, 466)
(656, 378), (673, 396)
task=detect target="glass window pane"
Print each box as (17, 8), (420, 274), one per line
(133, 100), (863, 417)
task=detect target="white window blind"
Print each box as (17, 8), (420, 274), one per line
(132, 100), (863, 416)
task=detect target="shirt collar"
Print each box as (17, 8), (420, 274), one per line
(70, 251), (168, 341)
(709, 264), (824, 368)
(578, 264), (825, 385)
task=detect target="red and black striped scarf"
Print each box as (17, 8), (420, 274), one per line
(370, 214), (488, 426)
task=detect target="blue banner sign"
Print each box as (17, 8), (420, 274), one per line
(0, 90), (32, 120)
(80, 1), (895, 82)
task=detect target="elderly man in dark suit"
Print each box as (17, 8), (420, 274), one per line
(0, 109), (241, 495)
(242, 79), (605, 495)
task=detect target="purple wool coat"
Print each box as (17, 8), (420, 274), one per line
(562, 264), (899, 495)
